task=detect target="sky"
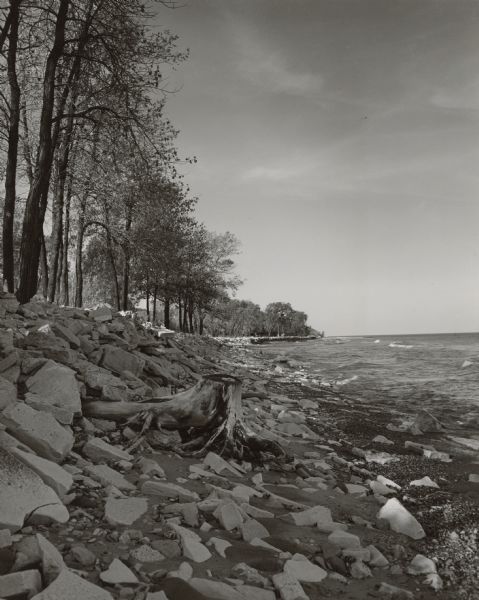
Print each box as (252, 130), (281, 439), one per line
(154, 0), (479, 336)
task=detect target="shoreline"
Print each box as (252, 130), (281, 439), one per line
(224, 339), (479, 599)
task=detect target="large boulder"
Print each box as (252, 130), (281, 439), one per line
(12, 447), (73, 498)
(0, 447), (69, 531)
(31, 568), (113, 600)
(378, 498), (426, 540)
(84, 367), (129, 402)
(1, 404), (74, 463)
(26, 360), (81, 415)
(100, 345), (144, 377)
(0, 292), (19, 316)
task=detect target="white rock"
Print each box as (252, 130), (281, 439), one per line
(12, 448), (73, 498)
(0, 570), (42, 599)
(241, 518), (269, 542)
(272, 572), (308, 600)
(350, 560), (372, 579)
(82, 438), (132, 463)
(409, 476), (439, 488)
(31, 568), (114, 599)
(204, 451), (242, 476)
(170, 524), (211, 563)
(424, 573), (443, 591)
(367, 545), (389, 567)
(85, 464), (135, 491)
(213, 501), (244, 530)
(141, 480), (199, 502)
(100, 559), (138, 585)
(1, 404), (73, 463)
(0, 447), (69, 531)
(407, 554), (436, 575)
(378, 498), (425, 540)
(104, 496), (148, 526)
(288, 505), (332, 527)
(328, 530), (361, 549)
(26, 361), (81, 414)
(284, 558), (327, 582)
(36, 533), (65, 584)
(167, 561), (193, 581)
(377, 475), (401, 490)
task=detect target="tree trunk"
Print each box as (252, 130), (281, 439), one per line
(199, 314), (205, 335)
(152, 285), (158, 323)
(2, 0), (21, 293)
(48, 98), (75, 303)
(121, 207), (132, 311)
(146, 275), (150, 321)
(16, 0), (70, 303)
(74, 199), (86, 307)
(61, 179), (72, 305)
(188, 300), (194, 333)
(83, 375), (286, 460)
(105, 224), (120, 311)
(178, 298), (183, 331)
(164, 297), (170, 328)
(183, 302), (189, 333)
(39, 231), (48, 299)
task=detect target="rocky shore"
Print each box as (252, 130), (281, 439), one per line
(0, 293), (478, 600)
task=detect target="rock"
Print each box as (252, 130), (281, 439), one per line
(372, 435), (394, 445)
(411, 410), (444, 433)
(378, 498), (425, 540)
(207, 537), (232, 558)
(241, 504), (274, 520)
(167, 561), (193, 581)
(138, 457), (166, 478)
(84, 368), (129, 402)
(189, 578), (244, 600)
(50, 322), (81, 349)
(85, 464), (135, 491)
(376, 475), (401, 490)
(24, 393), (74, 425)
(130, 544), (165, 563)
(367, 545), (389, 567)
(288, 505), (332, 527)
(468, 474), (479, 483)
(0, 569), (42, 599)
(0, 377), (16, 411)
(26, 360), (81, 414)
(11, 448), (73, 498)
(328, 530), (361, 550)
(241, 519), (269, 542)
(89, 306), (113, 322)
(350, 560), (372, 579)
(31, 568), (114, 599)
(100, 559), (139, 585)
(0, 447), (69, 531)
(146, 592), (169, 600)
(105, 496), (148, 526)
(170, 524), (212, 563)
(284, 557), (327, 582)
(82, 438), (133, 463)
(151, 540), (182, 558)
(36, 534), (65, 584)
(409, 476), (439, 488)
(203, 451), (242, 476)
(272, 572), (308, 600)
(237, 585), (275, 600)
(232, 562), (269, 587)
(0, 530), (12, 548)
(213, 501), (244, 530)
(423, 573), (443, 591)
(0, 292), (19, 314)
(406, 554), (436, 575)
(71, 544), (96, 567)
(1, 404), (73, 463)
(377, 582), (414, 599)
(141, 480), (200, 502)
(101, 344), (144, 377)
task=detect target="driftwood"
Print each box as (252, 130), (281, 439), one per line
(83, 374), (286, 461)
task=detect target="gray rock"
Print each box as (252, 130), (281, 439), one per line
(284, 556), (327, 582)
(0, 569), (42, 599)
(89, 307), (113, 322)
(105, 496), (148, 526)
(36, 534), (65, 584)
(0, 447), (69, 531)
(1, 404), (73, 463)
(82, 438), (133, 463)
(101, 345), (144, 377)
(130, 544), (164, 563)
(26, 360), (81, 415)
(189, 578), (243, 600)
(12, 448), (73, 498)
(24, 393), (74, 425)
(85, 464), (135, 491)
(71, 545), (96, 567)
(100, 559), (138, 585)
(272, 572), (308, 600)
(141, 480), (199, 502)
(240, 519), (269, 543)
(31, 568), (114, 599)
(328, 530), (361, 549)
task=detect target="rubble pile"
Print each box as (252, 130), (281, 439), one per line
(0, 291), (476, 599)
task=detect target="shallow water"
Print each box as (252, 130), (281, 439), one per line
(255, 333), (479, 415)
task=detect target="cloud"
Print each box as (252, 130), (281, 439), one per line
(430, 81), (479, 111)
(241, 164), (305, 182)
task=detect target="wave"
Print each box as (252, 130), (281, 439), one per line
(335, 374), (359, 386)
(389, 342), (414, 349)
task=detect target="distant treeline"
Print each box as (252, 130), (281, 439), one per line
(202, 299), (312, 337)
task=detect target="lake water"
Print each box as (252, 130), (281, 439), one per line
(255, 333), (479, 421)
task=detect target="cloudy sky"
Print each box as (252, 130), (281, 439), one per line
(155, 0), (479, 335)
